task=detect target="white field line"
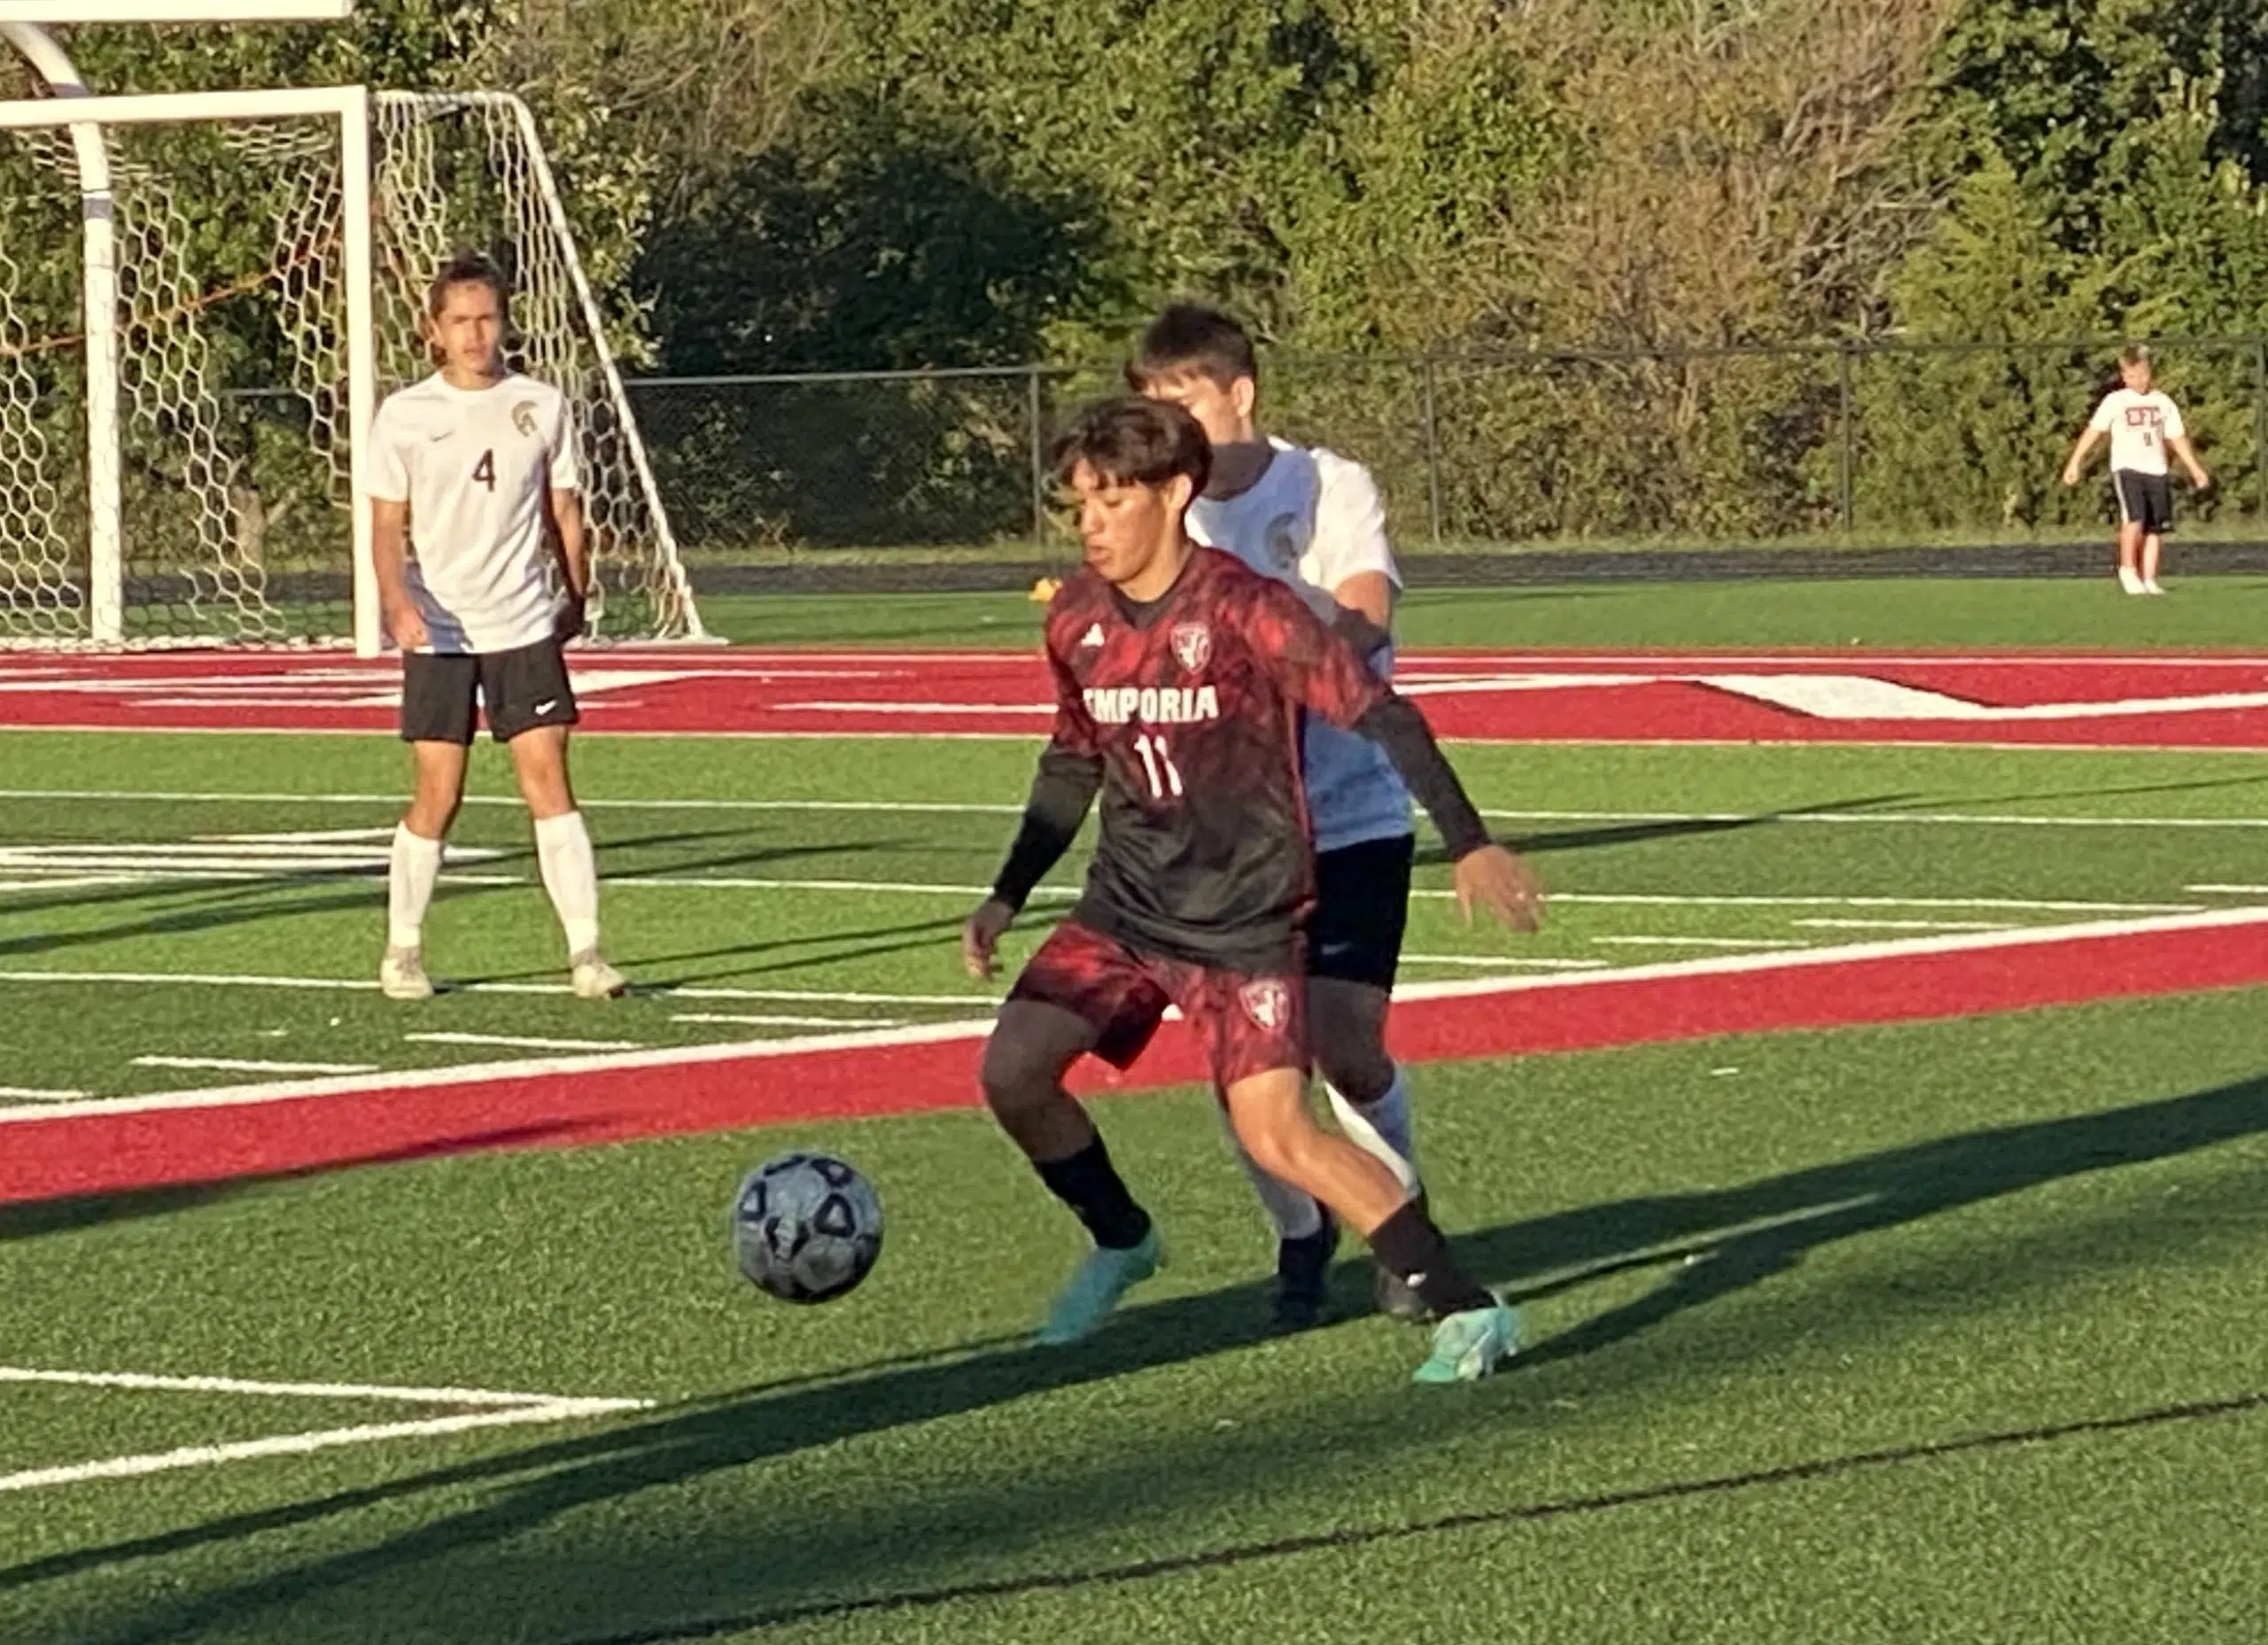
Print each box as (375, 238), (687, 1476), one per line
(4, 785), (2268, 834)
(0, 1365), (638, 1406)
(671, 1012), (907, 1028)
(403, 1031), (648, 1052)
(0, 969), (1000, 1007)
(1398, 954), (1608, 969)
(1590, 935), (1810, 950)
(2189, 883), (2268, 894)
(0, 1084), (87, 1101)
(9, 904), (2268, 1128)
(130, 1056), (378, 1075)
(1792, 918), (2013, 932)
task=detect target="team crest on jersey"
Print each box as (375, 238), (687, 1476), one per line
(512, 400), (540, 438)
(1239, 980), (1293, 1033)
(1169, 622), (1211, 672)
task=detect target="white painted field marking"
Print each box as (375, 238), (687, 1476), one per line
(13, 904), (2268, 1129)
(608, 873), (1078, 899)
(0, 969), (1001, 1007)
(2189, 883), (2268, 894)
(1792, 918), (2013, 932)
(4, 785), (2266, 834)
(131, 1056), (378, 1075)
(403, 1031), (649, 1053)
(775, 700), (1049, 716)
(1397, 954), (1609, 969)
(0, 1084), (87, 1101)
(1590, 936), (1810, 950)
(0, 1365), (652, 1495)
(671, 1013), (908, 1028)
(1693, 674), (2268, 722)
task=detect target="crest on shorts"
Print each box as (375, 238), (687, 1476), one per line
(513, 400), (539, 438)
(1239, 979), (1293, 1032)
(1169, 622), (1211, 673)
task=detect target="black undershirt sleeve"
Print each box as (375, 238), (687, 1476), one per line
(1352, 694), (1493, 860)
(990, 745), (1105, 911)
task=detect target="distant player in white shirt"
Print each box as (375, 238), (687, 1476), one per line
(1131, 303), (1473, 1330)
(366, 251), (624, 1002)
(2062, 345), (2210, 595)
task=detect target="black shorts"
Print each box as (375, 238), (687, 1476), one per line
(400, 637), (579, 746)
(2113, 470), (2175, 536)
(1309, 834), (1415, 989)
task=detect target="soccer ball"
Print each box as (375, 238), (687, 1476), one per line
(731, 1152), (884, 1304)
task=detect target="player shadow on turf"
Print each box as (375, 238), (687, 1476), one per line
(20, 1069), (2268, 1641)
(1464, 1069), (2268, 1367)
(1464, 793), (1916, 859)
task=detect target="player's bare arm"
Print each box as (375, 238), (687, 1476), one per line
(371, 495), (426, 651)
(546, 485), (591, 640)
(2062, 425), (2106, 486)
(2171, 434), (2211, 490)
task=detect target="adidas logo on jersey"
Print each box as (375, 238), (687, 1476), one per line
(1077, 622), (1107, 650)
(1083, 684), (1220, 726)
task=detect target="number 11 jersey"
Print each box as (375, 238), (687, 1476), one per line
(1043, 546), (1391, 975)
(366, 372), (579, 654)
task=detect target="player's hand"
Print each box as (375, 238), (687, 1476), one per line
(2060, 463), (2081, 488)
(386, 602), (428, 652)
(1453, 845), (1546, 935)
(2191, 466), (2212, 491)
(961, 897), (1016, 981)
(555, 590), (589, 643)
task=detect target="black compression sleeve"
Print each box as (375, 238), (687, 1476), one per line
(1353, 694), (1492, 860)
(990, 747), (1104, 910)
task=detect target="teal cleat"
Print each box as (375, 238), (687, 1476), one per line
(1037, 1225), (1163, 1346)
(1411, 1298), (1520, 1385)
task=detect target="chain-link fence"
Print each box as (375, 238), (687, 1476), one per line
(625, 336), (2268, 558)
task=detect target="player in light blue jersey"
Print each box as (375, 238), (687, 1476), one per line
(1130, 303), (1534, 1329)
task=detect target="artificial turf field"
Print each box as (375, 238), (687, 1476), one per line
(4, 576), (2268, 1643)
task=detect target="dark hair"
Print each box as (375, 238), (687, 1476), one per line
(1125, 301), (1258, 391)
(2119, 344), (2154, 369)
(1048, 396), (1212, 496)
(425, 249), (510, 319)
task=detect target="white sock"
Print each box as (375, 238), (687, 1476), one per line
(1327, 1066), (1419, 1199)
(533, 809), (602, 957)
(1216, 1098), (1324, 1242)
(387, 824), (444, 951)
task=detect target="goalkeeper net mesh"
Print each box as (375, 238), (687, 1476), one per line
(0, 89), (701, 648)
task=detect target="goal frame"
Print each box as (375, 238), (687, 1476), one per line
(0, 78), (701, 654)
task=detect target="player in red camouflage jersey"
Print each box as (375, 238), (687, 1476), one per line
(962, 397), (1546, 1385)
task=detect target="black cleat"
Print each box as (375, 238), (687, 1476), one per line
(1270, 1214), (1340, 1332)
(1374, 1190), (1439, 1323)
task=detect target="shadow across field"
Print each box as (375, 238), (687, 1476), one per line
(14, 1069), (2268, 1641)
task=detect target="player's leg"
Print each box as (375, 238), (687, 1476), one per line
(2141, 477), (2171, 594)
(2112, 475), (2145, 594)
(1216, 1063), (1517, 1384)
(487, 640), (620, 997)
(385, 655), (478, 998)
(984, 923), (1168, 1343)
(1224, 834), (1423, 1328)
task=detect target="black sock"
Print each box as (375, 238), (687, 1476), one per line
(1035, 1137), (1152, 1250)
(1369, 1202), (1494, 1316)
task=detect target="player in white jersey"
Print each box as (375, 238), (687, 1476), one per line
(2062, 345), (2210, 595)
(365, 251), (625, 1002)
(1131, 303), (1450, 1330)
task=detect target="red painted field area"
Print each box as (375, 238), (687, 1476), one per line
(4, 648), (2268, 745)
(7, 910), (2268, 1206)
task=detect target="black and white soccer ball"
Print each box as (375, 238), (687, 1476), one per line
(732, 1152), (884, 1304)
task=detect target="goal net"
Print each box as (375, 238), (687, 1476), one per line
(0, 85), (703, 649)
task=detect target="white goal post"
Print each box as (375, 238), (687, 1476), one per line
(0, 76), (705, 651)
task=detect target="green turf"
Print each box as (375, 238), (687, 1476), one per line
(692, 574), (2268, 648)
(4, 664), (2268, 1637)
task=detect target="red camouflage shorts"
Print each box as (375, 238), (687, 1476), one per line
(1007, 919), (1307, 1090)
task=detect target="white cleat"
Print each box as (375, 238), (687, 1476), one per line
(2117, 567), (2146, 595)
(571, 950), (627, 999)
(379, 945), (435, 1001)
(2143, 578), (2166, 595)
